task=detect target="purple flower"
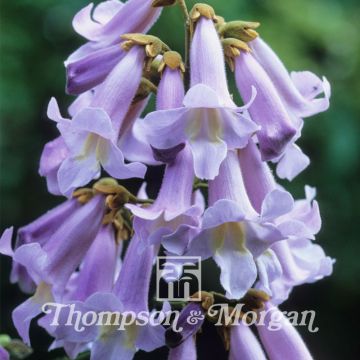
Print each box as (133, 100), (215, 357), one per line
(257, 187), (334, 304)
(250, 37), (331, 119)
(10, 195), (105, 344)
(187, 151), (292, 298)
(141, 16), (259, 180)
(127, 145), (203, 255)
(234, 51), (297, 161)
(47, 96), (146, 196)
(229, 322), (267, 360)
(249, 37), (330, 179)
(256, 303), (313, 360)
(66, 0), (161, 94)
(38, 224), (121, 359)
(53, 236), (165, 360)
(39, 136), (69, 196)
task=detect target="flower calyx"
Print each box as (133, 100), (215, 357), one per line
(222, 38), (251, 71)
(158, 51), (186, 74)
(218, 20), (260, 42)
(121, 33), (170, 71)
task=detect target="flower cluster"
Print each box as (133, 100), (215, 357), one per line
(1, 1), (334, 359)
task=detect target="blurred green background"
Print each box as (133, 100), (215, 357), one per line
(0, 0), (359, 359)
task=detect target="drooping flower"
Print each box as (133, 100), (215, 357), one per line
(53, 235), (165, 360)
(128, 145), (203, 256)
(8, 195), (105, 344)
(66, 0), (161, 94)
(238, 140), (333, 301)
(223, 39), (297, 161)
(141, 7), (259, 179)
(256, 303), (314, 360)
(249, 37), (331, 179)
(229, 321), (267, 360)
(187, 150), (292, 298)
(39, 224), (121, 359)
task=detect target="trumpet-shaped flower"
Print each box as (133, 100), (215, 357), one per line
(127, 145), (203, 255)
(53, 236), (165, 360)
(66, 0), (161, 94)
(187, 151), (292, 298)
(141, 16), (259, 180)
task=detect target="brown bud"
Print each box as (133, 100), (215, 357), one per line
(190, 3), (216, 22)
(133, 77), (157, 103)
(222, 38), (251, 71)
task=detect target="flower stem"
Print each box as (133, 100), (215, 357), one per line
(177, 0), (190, 89)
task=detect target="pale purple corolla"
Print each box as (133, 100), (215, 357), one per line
(238, 140), (333, 301)
(66, 0), (161, 94)
(1, 196), (105, 345)
(127, 145), (203, 256)
(256, 303), (314, 360)
(141, 16), (259, 180)
(257, 188), (334, 304)
(127, 60), (203, 255)
(186, 150), (293, 299)
(234, 51), (297, 161)
(45, 45), (150, 196)
(38, 224), (121, 359)
(229, 322), (267, 360)
(249, 37), (331, 179)
(53, 235), (165, 360)
(7, 199), (81, 293)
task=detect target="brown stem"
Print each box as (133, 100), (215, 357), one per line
(177, 0), (191, 89)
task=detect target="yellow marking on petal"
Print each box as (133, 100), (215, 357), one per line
(34, 282), (53, 304)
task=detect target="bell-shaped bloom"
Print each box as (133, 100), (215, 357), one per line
(0, 200), (81, 293)
(141, 16), (259, 180)
(39, 136), (69, 195)
(229, 322), (267, 360)
(234, 52), (297, 161)
(187, 151), (292, 298)
(10, 195), (105, 344)
(53, 235), (165, 360)
(127, 145), (203, 255)
(256, 303), (313, 360)
(38, 224), (121, 359)
(48, 105), (146, 196)
(250, 37), (331, 119)
(168, 336), (197, 360)
(66, 0), (161, 94)
(260, 188), (333, 304)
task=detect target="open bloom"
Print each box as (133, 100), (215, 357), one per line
(47, 99), (146, 197)
(127, 145), (203, 255)
(249, 37), (331, 179)
(66, 0), (161, 94)
(142, 16), (258, 180)
(234, 50), (297, 161)
(53, 235), (165, 360)
(39, 224), (121, 358)
(2, 195), (106, 344)
(238, 140), (333, 301)
(187, 150), (292, 298)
